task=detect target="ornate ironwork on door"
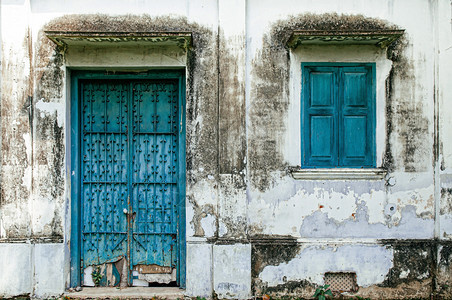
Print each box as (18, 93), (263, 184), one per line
(80, 79), (180, 287)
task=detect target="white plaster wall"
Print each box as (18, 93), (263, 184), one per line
(33, 244), (65, 298)
(213, 244), (251, 299)
(0, 244), (33, 297)
(65, 45), (187, 68)
(0, 243), (64, 297)
(186, 243), (213, 297)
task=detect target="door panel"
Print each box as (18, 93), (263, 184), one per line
(131, 81), (178, 278)
(80, 79), (180, 287)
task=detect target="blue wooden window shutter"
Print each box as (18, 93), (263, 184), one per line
(301, 63), (376, 168)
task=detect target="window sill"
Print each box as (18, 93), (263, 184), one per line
(290, 168), (386, 180)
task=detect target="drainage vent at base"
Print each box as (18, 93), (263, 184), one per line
(324, 272), (358, 292)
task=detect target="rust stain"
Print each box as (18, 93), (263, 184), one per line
(135, 264), (172, 274)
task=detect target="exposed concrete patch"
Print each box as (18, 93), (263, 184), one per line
(379, 240), (433, 287)
(251, 237), (301, 295)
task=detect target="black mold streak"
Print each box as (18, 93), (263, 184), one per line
(218, 32), (246, 176)
(379, 240), (433, 288)
(0, 34), (33, 238)
(32, 30), (65, 237)
(386, 35), (431, 173)
(440, 188), (452, 215)
(251, 236), (300, 295)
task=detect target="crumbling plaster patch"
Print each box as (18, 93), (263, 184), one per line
(186, 178), (218, 239)
(35, 99), (64, 127)
(248, 172), (434, 238)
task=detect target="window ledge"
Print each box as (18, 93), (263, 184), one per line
(290, 168), (386, 180)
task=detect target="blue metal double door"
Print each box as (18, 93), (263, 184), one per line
(79, 77), (183, 287)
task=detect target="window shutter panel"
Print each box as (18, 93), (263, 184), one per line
(303, 66), (338, 167)
(339, 66), (375, 167)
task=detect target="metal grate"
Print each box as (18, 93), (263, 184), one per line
(324, 272), (358, 292)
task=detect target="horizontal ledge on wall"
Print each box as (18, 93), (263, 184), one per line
(45, 31), (192, 49)
(287, 30), (404, 49)
(0, 237), (64, 244)
(291, 168), (387, 180)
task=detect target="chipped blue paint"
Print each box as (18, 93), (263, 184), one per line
(70, 70), (186, 287)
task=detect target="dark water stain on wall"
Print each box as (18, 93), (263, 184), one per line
(440, 188), (452, 215)
(379, 240), (433, 288)
(437, 243), (452, 297)
(218, 33), (246, 176)
(251, 236), (301, 295)
(0, 33), (33, 238)
(386, 36), (431, 172)
(32, 32), (65, 237)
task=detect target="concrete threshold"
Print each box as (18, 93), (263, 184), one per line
(64, 287), (186, 299)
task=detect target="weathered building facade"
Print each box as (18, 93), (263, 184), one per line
(1, 0), (452, 298)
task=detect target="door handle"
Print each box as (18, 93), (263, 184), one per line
(123, 208), (128, 214)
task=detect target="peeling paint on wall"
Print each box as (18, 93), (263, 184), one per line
(1, 1), (452, 298)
